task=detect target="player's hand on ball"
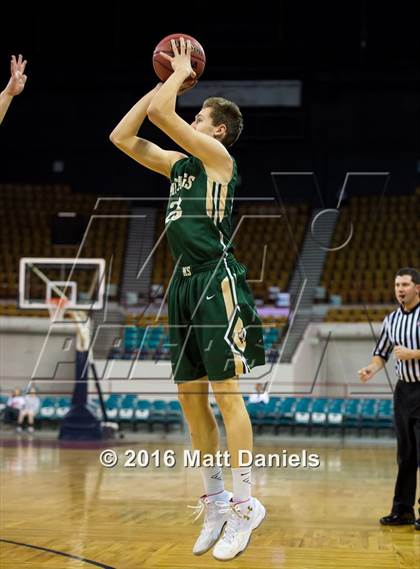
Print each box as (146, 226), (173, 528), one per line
(153, 33), (205, 83)
(5, 54), (28, 96)
(394, 345), (414, 361)
(358, 366), (374, 383)
(160, 37), (196, 81)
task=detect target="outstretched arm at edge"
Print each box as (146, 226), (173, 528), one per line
(0, 54), (28, 125)
(0, 90), (14, 125)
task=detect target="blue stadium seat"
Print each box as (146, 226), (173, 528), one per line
(39, 397), (57, 422)
(342, 399), (362, 433)
(119, 394), (137, 422)
(148, 400), (168, 432)
(327, 398), (345, 429)
(105, 394), (121, 420)
(377, 399), (393, 431)
(0, 395), (9, 413)
(146, 339), (161, 349)
(310, 398), (329, 432)
(360, 399), (379, 434)
(275, 397), (297, 432)
(261, 398), (281, 426)
(167, 400), (184, 431)
(134, 400), (151, 430)
(294, 398), (313, 432)
(56, 397), (71, 419)
(149, 326), (163, 338)
(246, 402), (266, 429)
(251, 398), (280, 433)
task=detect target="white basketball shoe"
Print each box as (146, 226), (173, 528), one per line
(212, 497), (266, 560)
(189, 491), (232, 555)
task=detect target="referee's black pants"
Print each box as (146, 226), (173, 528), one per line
(392, 380), (420, 515)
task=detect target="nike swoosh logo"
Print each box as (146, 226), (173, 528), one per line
(206, 294), (215, 300)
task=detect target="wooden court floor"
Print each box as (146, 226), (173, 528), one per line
(0, 438), (419, 568)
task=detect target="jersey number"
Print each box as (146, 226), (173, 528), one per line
(165, 197), (183, 224)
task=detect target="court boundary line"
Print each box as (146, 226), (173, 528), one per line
(0, 538), (115, 569)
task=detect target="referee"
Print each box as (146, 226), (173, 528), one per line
(359, 267), (420, 529)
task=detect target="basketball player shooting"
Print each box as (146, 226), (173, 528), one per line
(110, 37), (266, 560)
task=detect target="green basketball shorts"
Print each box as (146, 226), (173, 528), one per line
(167, 253), (266, 383)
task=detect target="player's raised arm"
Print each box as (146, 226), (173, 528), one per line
(109, 83), (186, 178)
(0, 54), (28, 125)
(147, 37), (232, 174)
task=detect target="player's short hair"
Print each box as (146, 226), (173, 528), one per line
(395, 267), (420, 285)
(203, 97), (243, 147)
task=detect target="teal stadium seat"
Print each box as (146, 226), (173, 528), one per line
(310, 398), (329, 432)
(377, 399), (393, 431)
(119, 394), (137, 422)
(360, 399), (378, 434)
(39, 397), (57, 422)
(134, 400), (151, 430)
(105, 394), (121, 420)
(327, 398), (345, 429)
(294, 398), (313, 433)
(342, 399), (362, 433)
(148, 400), (168, 432)
(259, 397), (281, 431)
(275, 397), (297, 432)
(360, 399), (379, 428)
(167, 400), (184, 431)
(246, 397), (280, 433)
(246, 402), (265, 429)
(0, 395), (8, 414)
(56, 397), (71, 419)
(124, 327), (138, 352)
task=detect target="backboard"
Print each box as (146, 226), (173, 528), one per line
(19, 257), (106, 311)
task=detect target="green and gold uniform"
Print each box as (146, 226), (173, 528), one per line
(166, 155), (265, 382)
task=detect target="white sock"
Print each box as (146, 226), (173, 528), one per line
(200, 466), (224, 498)
(231, 467), (252, 503)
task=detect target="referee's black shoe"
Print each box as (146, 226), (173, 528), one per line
(415, 518), (420, 530)
(380, 512), (415, 526)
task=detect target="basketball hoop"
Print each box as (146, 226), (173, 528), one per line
(47, 296), (69, 322)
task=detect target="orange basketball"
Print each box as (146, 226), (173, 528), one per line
(152, 33), (206, 82)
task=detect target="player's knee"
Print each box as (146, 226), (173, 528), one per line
(178, 391), (194, 407)
(214, 392), (244, 417)
(178, 392), (209, 414)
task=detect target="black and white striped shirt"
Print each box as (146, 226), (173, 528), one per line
(373, 302), (420, 383)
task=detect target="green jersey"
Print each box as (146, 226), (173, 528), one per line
(165, 155), (238, 265)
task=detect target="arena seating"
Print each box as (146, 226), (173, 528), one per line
(0, 184), (128, 301)
(325, 307), (392, 322)
(244, 396), (393, 436)
(0, 304), (46, 317)
(120, 314), (288, 361)
(321, 192), (419, 304)
(0, 394), (393, 435)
